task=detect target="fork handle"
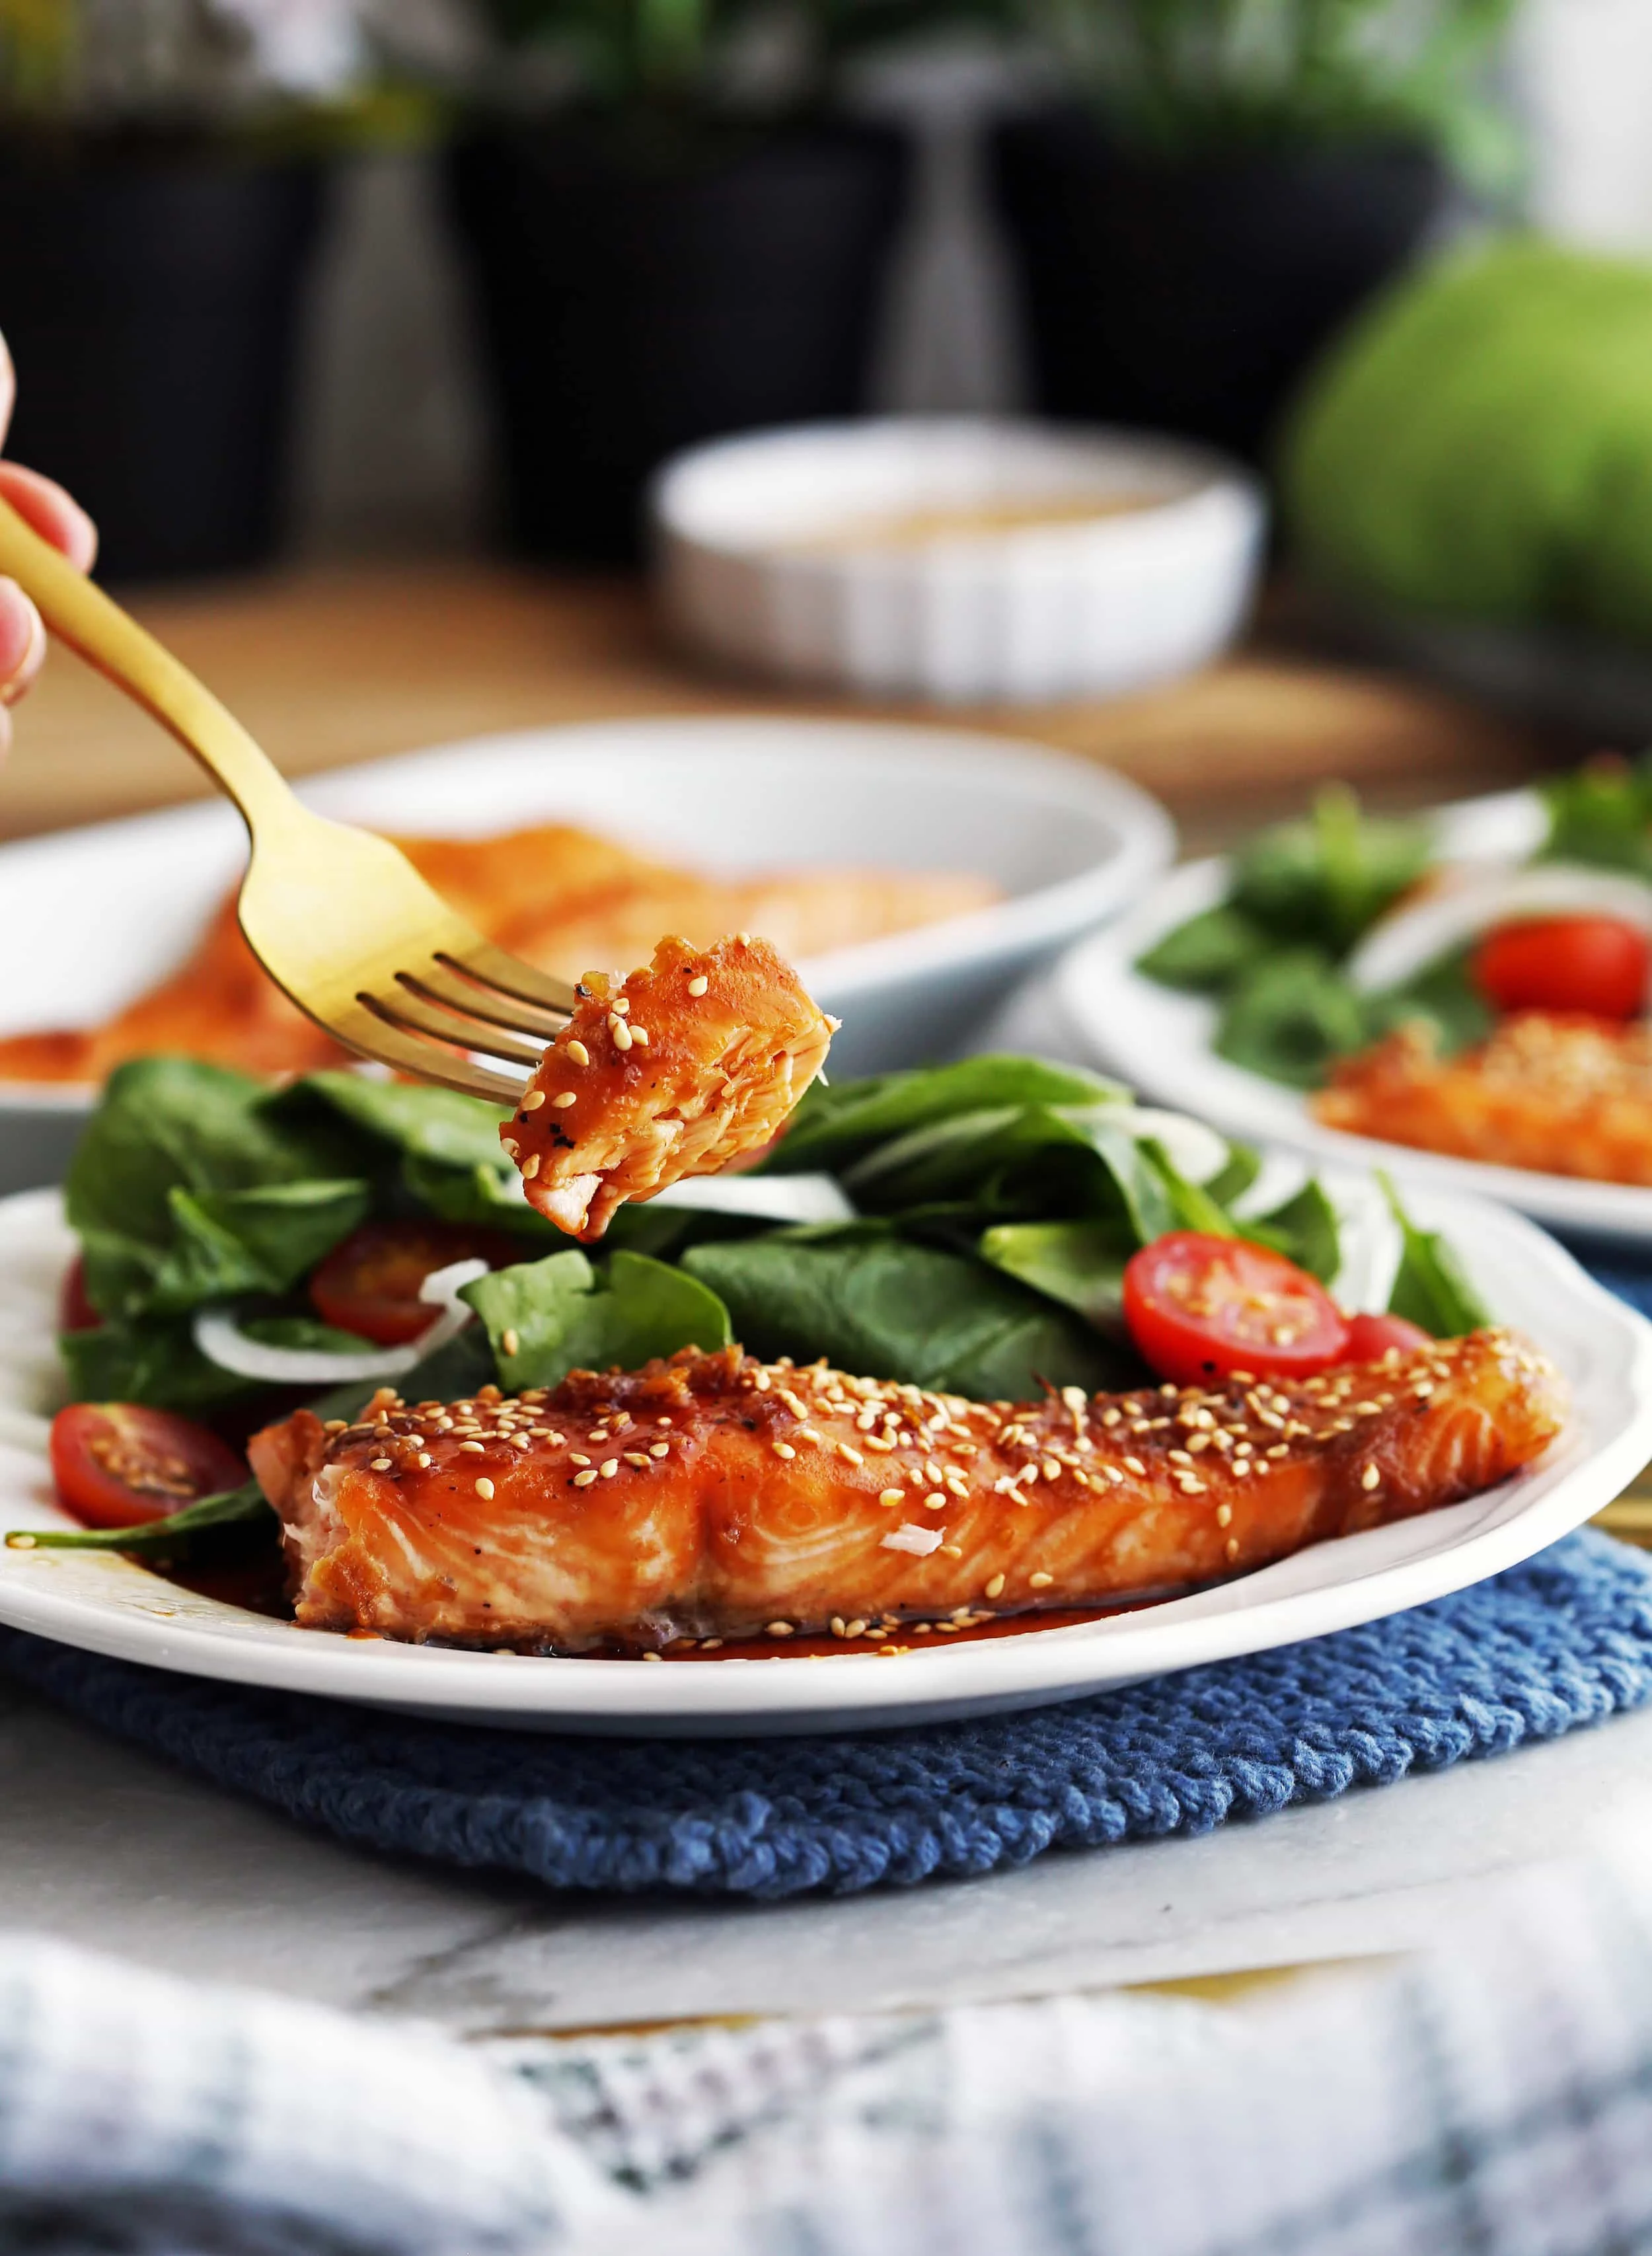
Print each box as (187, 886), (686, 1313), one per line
(0, 493), (303, 838)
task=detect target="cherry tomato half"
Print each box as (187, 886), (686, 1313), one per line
(309, 1219), (523, 1347)
(1341, 1311), (1431, 1363)
(50, 1402), (246, 1530)
(1122, 1230), (1351, 1387)
(1472, 915), (1650, 1022)
(58, 1255), (100, 1335)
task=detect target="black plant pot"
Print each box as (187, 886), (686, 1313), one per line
(445, 120), (909, 564)
(0, 148), (327, 582)
(991, 111), (1447, 463)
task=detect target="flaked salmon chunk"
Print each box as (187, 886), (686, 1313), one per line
(248, 1330), (1565, 1653)
(503, 932), (835, 1240)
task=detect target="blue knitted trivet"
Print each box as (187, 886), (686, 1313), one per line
(1, 1529), (1649, 1900)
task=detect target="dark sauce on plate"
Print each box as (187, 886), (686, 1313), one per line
(145, 1545), (1162, 1656)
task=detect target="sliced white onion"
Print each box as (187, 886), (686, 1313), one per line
(649, 1172), (856, 1222)
(192, 1258), (490, 1385)
(1092, 1104), (1232, 1186)
(1347, 860), (1652, 996)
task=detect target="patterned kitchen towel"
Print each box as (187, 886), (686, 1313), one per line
(1, 1528), (1649, 1901)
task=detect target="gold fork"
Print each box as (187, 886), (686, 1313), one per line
(0, 495), (576, 1103)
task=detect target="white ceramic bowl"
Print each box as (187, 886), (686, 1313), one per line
(0, 715), (1174, 1193)
(651, 418), (1267, 704)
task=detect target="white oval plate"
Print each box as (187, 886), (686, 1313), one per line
(0, 1183), (1646, 1737)
(0, 714), (1172, 1131)
(1059, 787), (1652, 1245)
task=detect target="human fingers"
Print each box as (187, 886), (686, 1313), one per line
(0, 461), (98, 572)
(0, 578), (44, 708)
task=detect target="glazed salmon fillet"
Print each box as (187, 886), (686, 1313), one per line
(1315, 1012), (1652, 1183)
(248, 1331), (1564, 1652)
(504, 933), (836, 1240)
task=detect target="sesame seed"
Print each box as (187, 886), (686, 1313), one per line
(1215, 1503), (1232, 1526)
(519, 1090), (546, 1113)
(767, 1621), (795, 1637)
(611, 996), (630, 1015)
(1361, 1464), (1382, 1491)
(878, 1487), (904, 1507)
(1030, 1571), (1053, 1589)
(924, 1491), (946, 1510)
(843, 1618), (868, 1639)
(630, 1026), (650, 1045)
(772, 1441), (796, 1460)
(475, 1476), (496, 1499)
(502, 1328), (520, 1357)
(323, 1418), (348, 1435)
(985, 1572), (1006, 1599)
(369, 1456), (392, 1471)
(459, 1440), (485, 1455)
(417, 1452), (432, 1468)
(624, 1452), (650, 1468)
(1225, 1536), (1240, 1561)
(650, 1443), (670, 1459)
(1124, 1456), (1146, 1476)
(550, 1092), (576, 1110)
(500, 1137), (519, 1158)
(564, 1039), (589, 1066)
(610, 1020), (633, 1051)
(837, 1443), (864, 1465)
(569, 1452), (590, 1466)
(573, 1469), (598, 1487)
(521, 1155), (541, 1180)
(642, 1650), (663, 1662)
(601, 1459), (619, 1478)
(687, 974), (709, 996)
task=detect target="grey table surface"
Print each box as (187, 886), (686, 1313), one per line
(5, 1667), (1651, 2037)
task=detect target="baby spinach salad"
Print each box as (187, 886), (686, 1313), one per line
(30, 1049), (1487, 1560)
(1137, 757), (1652, 1088)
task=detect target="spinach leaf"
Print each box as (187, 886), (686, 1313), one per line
(1366, 949), (1493, 1057)
(977, 1220), (1131, 1334)
(66, 1058), (373, 1320)
(1231, 786), (1431, 956)
(17, 1479), (274, 1556)
(681, 1234), (1132, 1398)
(1214, 949), (1370, 1087)
(1380, 1174), (1493, 1337)
(59, 1316), (264, 1413)
(1242, 1179), (1341, 1283)
(462, 1248), (732, 1391)
(767, 1055), (1123, 1176)
(1538, 751), (1652, 877)
(1136, 903), (1272, 993)
(401, 1152), (558, 1240)
(289, 1071), (515, 1172)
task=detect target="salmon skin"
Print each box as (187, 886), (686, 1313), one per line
(248, 1332), (1565, 1654)
(504, 933), (835, 1240)
(1315, 1012), (1652, 1184)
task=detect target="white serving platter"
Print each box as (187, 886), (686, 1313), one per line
(1059, 787), (1652, 1244)
(0, 1180), (1645, 1737)
(0, 715), (1174, 1192)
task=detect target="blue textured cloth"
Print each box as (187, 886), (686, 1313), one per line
(2, 1530), (1650, 1900)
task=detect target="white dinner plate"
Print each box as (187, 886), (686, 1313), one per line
(0, 1183), (1645, 1737)
(1059, 786), (1652, 1245)
(0, 715), (1174, 1193)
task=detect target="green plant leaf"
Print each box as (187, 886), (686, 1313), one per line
(1230, 787), (1432, 957)
(462, 1248), (732, 1391)
(767, 1055), (1123, 1176)
(1380, 1172), (1493, 1336)
(977, 1219), (1132, 1333)
(1214, 948), (1370, 1086)
(1136, 903), (1273, 993)
(15, 1480), (274, 1556)
(681, 1233), (1132, 1397)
